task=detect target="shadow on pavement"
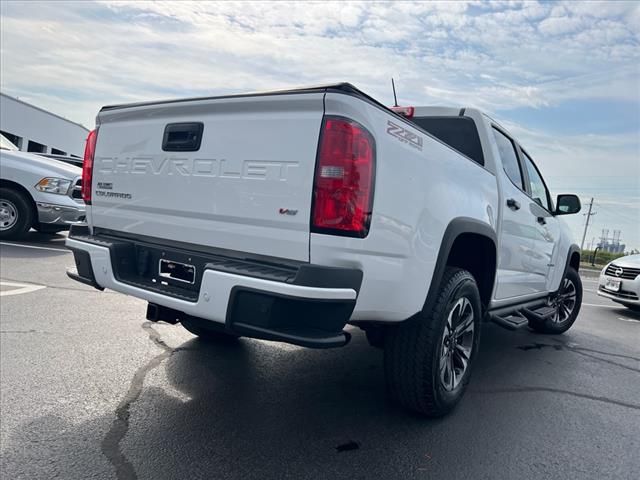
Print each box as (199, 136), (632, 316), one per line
(2, 324), (638, 480)
(23, 230), (68, 245)
(610, 307), (640, 320)
(0, 231), (68, 259)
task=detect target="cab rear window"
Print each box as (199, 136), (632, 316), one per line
(411, 117), (485, 166)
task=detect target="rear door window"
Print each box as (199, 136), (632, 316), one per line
(521, 150), (552, 211)
(411, 117), (484, 166)
(492, 127), (524, 190)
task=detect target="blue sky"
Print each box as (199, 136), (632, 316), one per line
(1, 0), (638, 249)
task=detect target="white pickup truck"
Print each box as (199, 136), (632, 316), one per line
(67, 83), (583, 416)
(1, 134), (85, 239)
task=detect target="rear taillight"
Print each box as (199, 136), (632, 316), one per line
(390, 106), (414, 118)
(311, 116), (375, 238)
(82, 128), (98, 204)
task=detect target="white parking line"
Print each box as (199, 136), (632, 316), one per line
(0, 281), (46, 296)
(582, 302), (620, 309)
(0, 242), (68, 253)
(617, 317), (640, 323)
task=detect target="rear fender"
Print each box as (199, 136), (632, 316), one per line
(422, 217), (497, 314)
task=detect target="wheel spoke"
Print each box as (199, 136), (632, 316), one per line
(440, 343), (449, 364)
(440, 354), (448, 373)
(447, 305), (456, 331)
(449, 354), (456, 390)
(455, 312), (474, 337)
(455, 343), (471, 360)
(454, 345), (470, 374)
(440, 353), (451, 390)
(451, 299), (464, 325)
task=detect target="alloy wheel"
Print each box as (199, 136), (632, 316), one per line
(549, 277), (577, 324)
(439, 297), (475, 391)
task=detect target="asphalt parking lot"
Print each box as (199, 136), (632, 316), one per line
(1, 233), (639, 480)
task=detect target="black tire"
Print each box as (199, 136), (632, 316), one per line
(626, 305), (640, 313)
(181, 316), (240, 343)
(529, 267), (582, 334)
(0, 187), (34, 240)
(384, 267), (482, 417)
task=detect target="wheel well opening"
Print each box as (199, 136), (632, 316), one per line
(0, 179), (38, 226)
(446, 233), (496, 308)
(570, 251), (580, 271)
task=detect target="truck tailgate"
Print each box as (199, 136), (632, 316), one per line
(91, 93), (324, 261)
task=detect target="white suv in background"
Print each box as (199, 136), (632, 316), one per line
(598, 254), (640, 311)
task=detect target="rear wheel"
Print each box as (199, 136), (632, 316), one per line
(0, 188), (33, 240)
(384, 267), (481, 417)
(529, 267), (582, 334)
(181, 317), (240, 343)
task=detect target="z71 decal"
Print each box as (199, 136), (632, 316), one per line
(386, 121), (423, 151)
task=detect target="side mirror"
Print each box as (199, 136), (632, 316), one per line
(555, 194), (581, 215)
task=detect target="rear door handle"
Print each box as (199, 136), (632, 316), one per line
(506, 198), (520, 210)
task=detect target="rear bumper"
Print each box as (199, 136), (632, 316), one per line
(65, 227), (362, 348)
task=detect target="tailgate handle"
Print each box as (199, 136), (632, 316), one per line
(162, 122), (204, 151)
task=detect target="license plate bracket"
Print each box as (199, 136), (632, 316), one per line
(159, 259), (196, 284)
(604, 278), (621, 292)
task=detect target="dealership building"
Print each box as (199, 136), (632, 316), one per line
(0, 92), (89, 158)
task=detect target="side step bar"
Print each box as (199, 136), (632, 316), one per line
(521, 306), (556, 323)
(489, 305), (556, 331)
(489, 313), (528, 330)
